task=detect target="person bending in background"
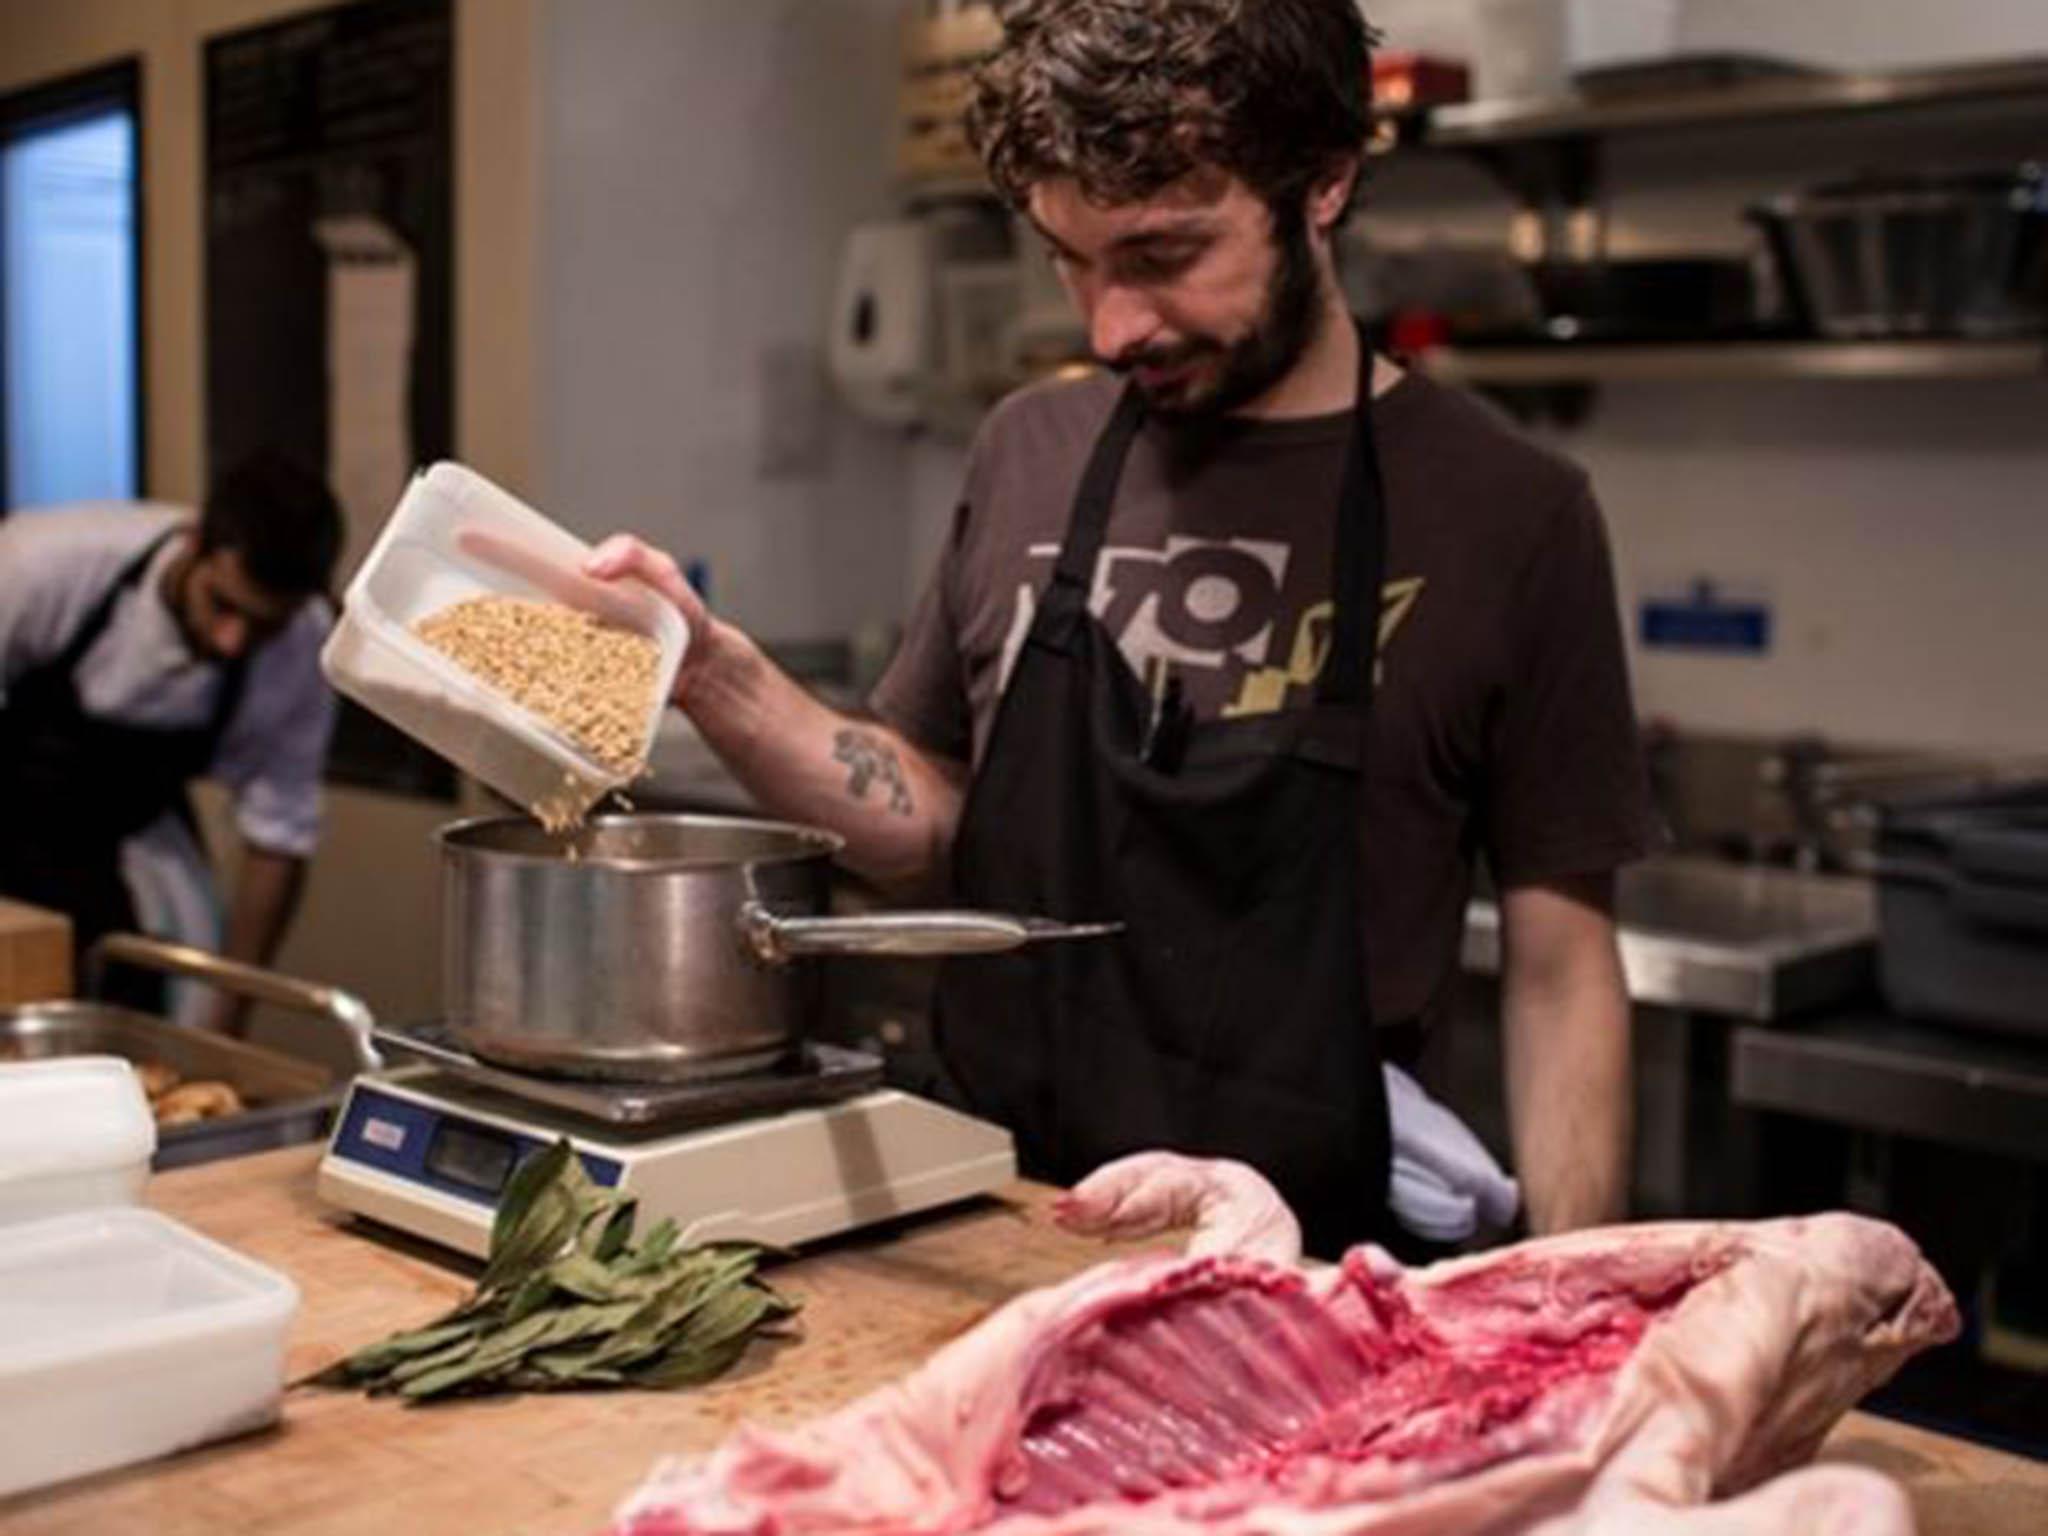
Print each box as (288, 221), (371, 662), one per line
(0, 451), (342, 1027)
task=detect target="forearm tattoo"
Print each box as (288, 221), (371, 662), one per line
(833, 728), (913, 816)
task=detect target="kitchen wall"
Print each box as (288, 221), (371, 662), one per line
(533, 0), (912, 647)
(903, 0), (2048, 757)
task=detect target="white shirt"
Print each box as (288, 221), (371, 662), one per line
(0, 502), (335, 856)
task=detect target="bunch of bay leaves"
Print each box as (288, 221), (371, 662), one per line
(309, 1138), (797, 1402)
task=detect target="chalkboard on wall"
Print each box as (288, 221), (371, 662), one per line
(204, 0), (455, 800)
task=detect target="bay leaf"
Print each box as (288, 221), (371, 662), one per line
(327, 1319), (482, 1382)
(485, 1139), (570, 1269)
(397, 1355), (505, 1401)
(503, 1268), (558, 1326)
(583, 1197), (638, 1262)
(482, 1184), (583, 1298)
(628, 1329), (755, 1390)
(620, 1217), (679, 1272)
(383, 1333), (485, 1390)
(547, 1250), (632, 1303)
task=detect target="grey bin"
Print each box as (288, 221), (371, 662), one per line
(1874, 783), (2048, 1039)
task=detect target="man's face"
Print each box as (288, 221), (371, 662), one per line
(1028, 170), (1325, 418)
(176, 547), (301, 663)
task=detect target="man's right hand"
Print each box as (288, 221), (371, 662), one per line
(585, 535), (716, 706)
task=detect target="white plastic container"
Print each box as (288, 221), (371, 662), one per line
(0, 1207), (299, 1497)
(0, 1058), (156, 1226)
(322, 462), (688, 824)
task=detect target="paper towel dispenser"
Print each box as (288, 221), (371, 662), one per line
(829, 220), (936, 426)
(829, 206), (1089, 433)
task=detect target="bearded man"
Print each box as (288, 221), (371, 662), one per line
(589, 0), (1650, 1258)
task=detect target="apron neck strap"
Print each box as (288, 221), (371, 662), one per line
(55, 527), (186, 676)
(57, 525), (250, 740)
(1050, 323), (1389, 706)
(1051, 383), (1147, 596)
(1316, 322), (1388, 708)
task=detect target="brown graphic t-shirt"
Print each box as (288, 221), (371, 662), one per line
(871, 369), (1651, 1045)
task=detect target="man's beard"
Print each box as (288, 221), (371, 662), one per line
(163, 554), (220, 663)
(1111, 206), (1325, 420)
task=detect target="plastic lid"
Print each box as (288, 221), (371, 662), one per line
(0, 1207), (298, 1373)
(0, 1058), (157, 1185)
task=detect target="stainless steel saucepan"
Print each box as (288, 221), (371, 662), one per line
(440, 813), (1116, 1082)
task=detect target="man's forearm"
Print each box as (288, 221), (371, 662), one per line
(680, 620), (966, 890)
(202, 847), (307, 1033)
(1502, 977), (1630, 1232)
(1499, 877), (1634, 1233)
(223, 846), (306, 969)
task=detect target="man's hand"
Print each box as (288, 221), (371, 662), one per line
(1499, 870), (1633, 1234)
(584, 536), (719, 708)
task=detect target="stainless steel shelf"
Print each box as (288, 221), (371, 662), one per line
(1732, 1013), (2048, 1162)
(1419, 55), (2048, 148)
(1416, 339), (2048, 385)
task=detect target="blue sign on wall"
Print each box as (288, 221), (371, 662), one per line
(1639, 580), (1771, 655)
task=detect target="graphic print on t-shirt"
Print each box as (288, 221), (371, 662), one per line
(998, 538), (1423, 718)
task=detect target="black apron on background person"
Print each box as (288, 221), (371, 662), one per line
(0, 530), (246, 971)
(933, 326), (1395, 1259)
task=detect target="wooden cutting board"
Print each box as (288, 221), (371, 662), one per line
(0, 897), (70, 1007)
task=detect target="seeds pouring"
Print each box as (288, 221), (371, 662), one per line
(321, 463), (689, 834)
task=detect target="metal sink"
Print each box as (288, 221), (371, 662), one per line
(1463, 857), (1876, 1020)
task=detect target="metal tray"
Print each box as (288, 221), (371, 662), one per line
(0, 1002), (342, 1170)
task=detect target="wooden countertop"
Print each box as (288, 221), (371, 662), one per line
(3, 1147), (2043, 1536)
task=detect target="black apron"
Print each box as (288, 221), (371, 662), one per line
(933, 329), (1393, 1259)
(0, 530), (246, 960)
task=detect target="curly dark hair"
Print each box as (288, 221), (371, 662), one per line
(967, 0), (1379, 219)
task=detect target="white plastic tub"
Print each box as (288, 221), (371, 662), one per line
(0, 1058), (155, 1225)
(0, 1207), (300, 1497)
(322, 461), (688, 824)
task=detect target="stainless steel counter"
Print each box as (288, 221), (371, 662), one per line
(1462, 856), (1876, 1020)
(1733, 1012), (2048, 1162)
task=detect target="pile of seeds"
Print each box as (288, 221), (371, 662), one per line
(413, 595), (659, 775)
(306, 1140), (797, 1402)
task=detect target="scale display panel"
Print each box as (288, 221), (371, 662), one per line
(330, 1082), (624, 1207)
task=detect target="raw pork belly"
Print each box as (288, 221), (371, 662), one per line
(614, 1153), (1958, 1536)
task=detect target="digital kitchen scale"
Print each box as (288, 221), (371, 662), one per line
(317, 1034), (1017, 1260)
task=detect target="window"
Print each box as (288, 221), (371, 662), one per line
(1, 61), (143, 512)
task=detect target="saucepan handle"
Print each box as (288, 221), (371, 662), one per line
(736, 902), (1120, 965)
(88, 933), (384, 1072)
